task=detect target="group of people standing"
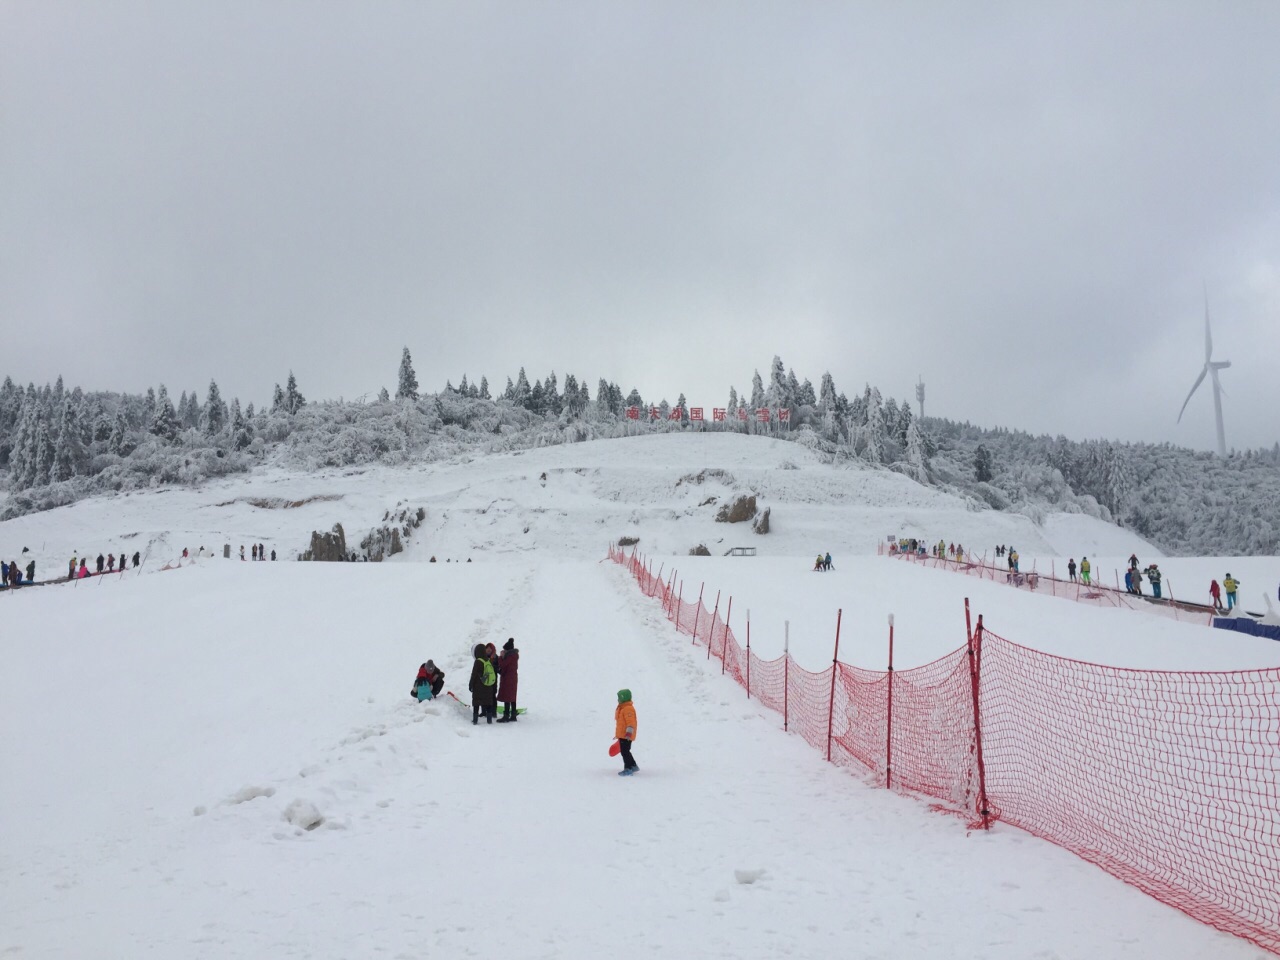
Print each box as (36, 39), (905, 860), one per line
(2, 556), (33, 587)
(1210, 575), (1240, 611)
(1122, 554), (1164, 598)
(468, 638), (520, 724)
(68, 550), (141, 580)
(812, 552), (834, 571)
(1066, 557), (1092, 584)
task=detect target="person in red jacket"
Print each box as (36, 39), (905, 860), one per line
(496, 638), (520, 723)
(1209, 579), (1222, 611)
(615, 689), (638, 776)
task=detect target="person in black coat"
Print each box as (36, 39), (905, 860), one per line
(468, 644), (497, 724)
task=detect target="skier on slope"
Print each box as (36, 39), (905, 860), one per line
(1080, 557), (1091, 585)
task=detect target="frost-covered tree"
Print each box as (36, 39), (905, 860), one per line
(203, 380), (226, 435)
(151, 385), (180, 440)
(284, 372), (305, 414)
(377, 387), (390, 403)
(33, 419), (53, 486)
(52, 398), (84, 481)
(245, 402), (255, 420)
(864, 387), (885, 464)
(763, 357), (787, 410)
(271, 383), (286, 413)
(749, 371), (765, 411)
(513, 368), (532, 409)
(817, 373), (836, 414)
(798, 377), (816, 408)
(903, 418), (929, 482)
(675, 392), (688, 423)
(596, 379), (613, 417)
(478, 376), (490, 401)
(544, 371), (561, 416)
(229, 398), (252, 450)
(109, 406), (130, 455)
(396, 348), (419, 401)
(974, 444), (993, 482)
(625, 387), (643, 414)
(727, 386), (739, 415)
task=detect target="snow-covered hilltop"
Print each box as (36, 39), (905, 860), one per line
(2, 361), (1278, 556)
(0, 432), (1164, 577)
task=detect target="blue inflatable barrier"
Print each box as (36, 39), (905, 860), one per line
(1212, 617), (1280, 642)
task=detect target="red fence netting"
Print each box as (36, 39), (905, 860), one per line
(607, 546), (1280, 955)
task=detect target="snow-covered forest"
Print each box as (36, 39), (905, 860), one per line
(1, 351), (1277, 555)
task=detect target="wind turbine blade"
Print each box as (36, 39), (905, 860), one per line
(1177, 366), (1208, 423)
(1204, 292), (1213, 361)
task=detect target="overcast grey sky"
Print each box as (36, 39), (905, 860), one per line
(2, 2), (1277, 451)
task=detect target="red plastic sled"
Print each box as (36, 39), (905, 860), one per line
(609, 740), (621, 757)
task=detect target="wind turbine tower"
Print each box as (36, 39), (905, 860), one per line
(1176, 293), (1231, 456)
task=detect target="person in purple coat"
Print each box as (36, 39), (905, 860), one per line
(496, 638), (520, 723)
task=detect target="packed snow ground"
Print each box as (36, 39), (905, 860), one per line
(2, 433), (1278, 958)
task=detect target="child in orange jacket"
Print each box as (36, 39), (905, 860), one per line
(615, 689), (638, 776)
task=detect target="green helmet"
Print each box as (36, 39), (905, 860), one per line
(617, 689), (632, 703)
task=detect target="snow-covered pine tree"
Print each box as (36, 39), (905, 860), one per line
(229, 398), (251, 450)
(764, 357), (787, 410)
(52, 398), (83, 481)
(245, 402), (255, 420)
(396, 348), (419, 401)
(749, 371), (765, 411)
(544, 371), (560, 415)
(727, 386), (739, 415)
(625, 387), (643, 415)
(478, 376), (490, 401)
(151, 385), (180, 440)
(864, 387), (885, 463)
(109, 406), (129, 455)
(33, 419), (53, 486)
(798, 377), (816, 407)
(974, 444), (993, 482)
(903, 417), (929, 482)
(596, 379), (612, 417)
(563, 374), (580, 416)
(377, 387), (390, 403)
(272, 384), (285, 413)
(675, 392), (688, 423)
(458, 374), (470, 397)
(285, 372), (305, 414)
(817, 373), (836, 414)
(513, 368), (532, 409)
(203, 380), (226, 435)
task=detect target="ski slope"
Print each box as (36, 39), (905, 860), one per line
(2, 433), (1277, 957)
(2, 557), (1274, 959)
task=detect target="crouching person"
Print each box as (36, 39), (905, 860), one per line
(411, 661), (445, 701)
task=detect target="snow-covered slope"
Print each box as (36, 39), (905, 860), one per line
(0, 433), (1166, 577)
(3, 560), (1273, 960)
(3, 433), (1277, 957)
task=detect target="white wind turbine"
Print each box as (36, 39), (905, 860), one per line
(1176, 292), (1231, 456)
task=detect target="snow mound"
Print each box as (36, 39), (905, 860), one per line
(282, 798), (325, 831)
(225, 785), (276, 805)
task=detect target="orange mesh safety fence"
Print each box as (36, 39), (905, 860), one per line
(606, 546), (1280, 955)
(978, 627), (1280, 953)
